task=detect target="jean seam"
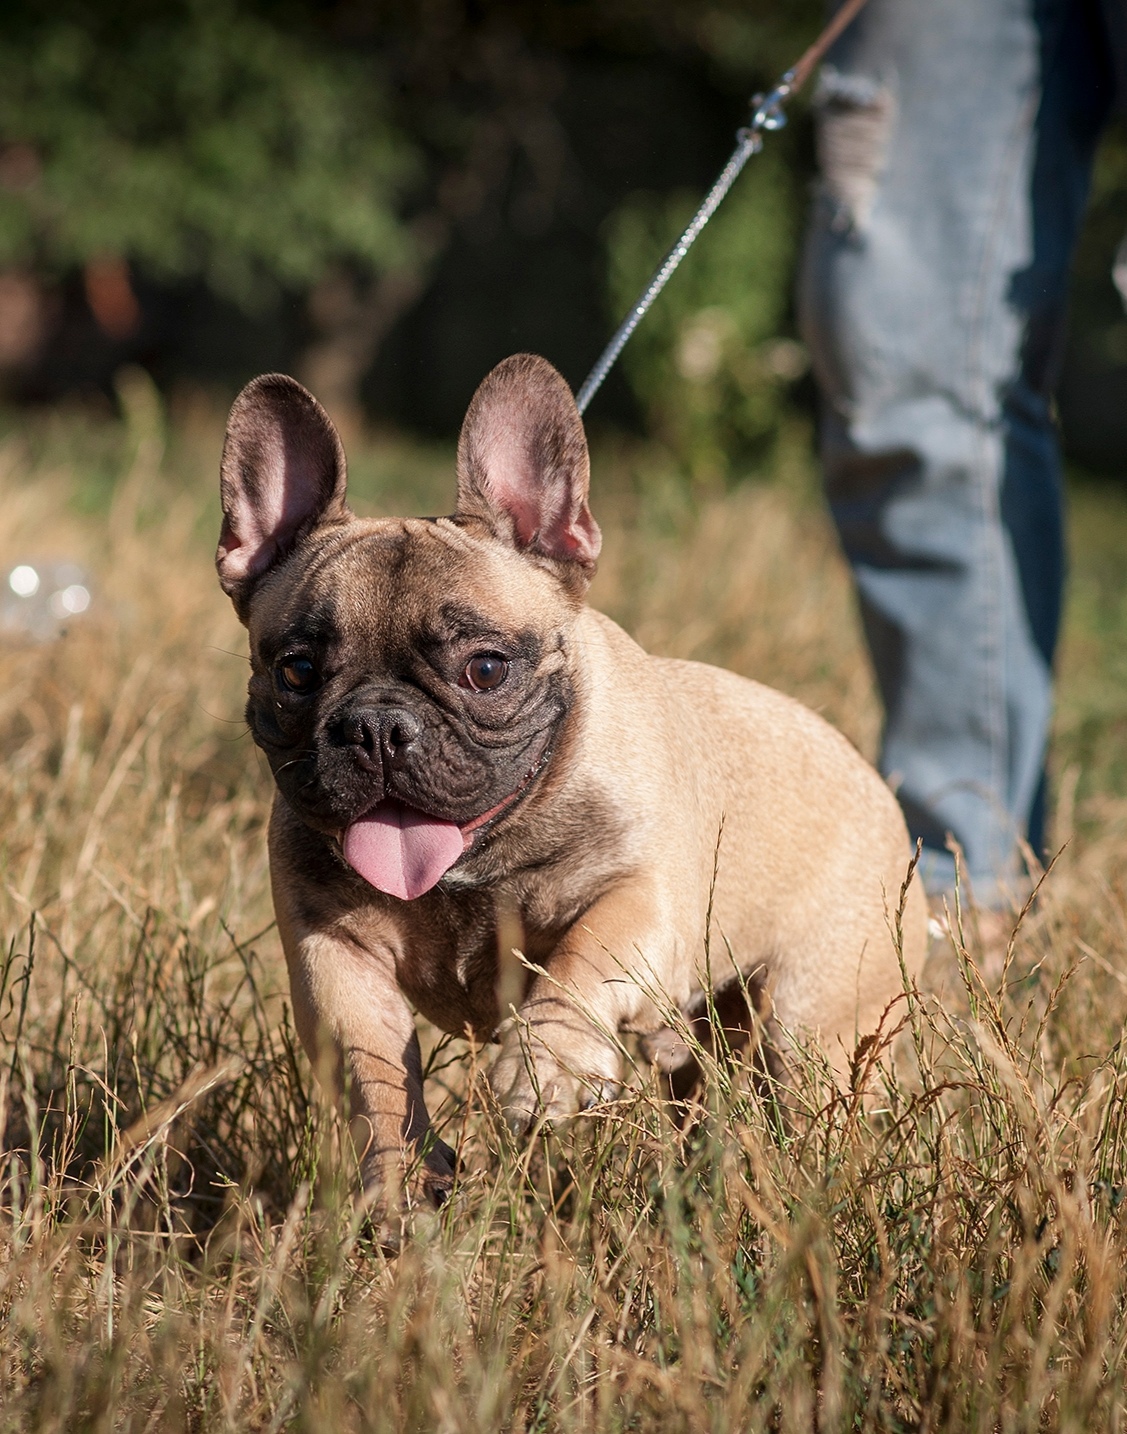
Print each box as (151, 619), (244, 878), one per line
(961, 76), (1039, 873)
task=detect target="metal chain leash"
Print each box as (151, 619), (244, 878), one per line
(574, 0), (870, 416)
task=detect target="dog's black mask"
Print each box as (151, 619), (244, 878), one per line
(244, 532), (572, 839)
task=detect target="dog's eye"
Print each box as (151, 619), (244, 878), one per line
(462, 653), (509, 692)
(278, 657), (319, 694)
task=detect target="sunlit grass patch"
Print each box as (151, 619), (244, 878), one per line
(0, 398), (1125, 1430)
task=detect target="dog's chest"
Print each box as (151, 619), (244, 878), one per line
(387, 885), (505, 1036)
(392, 889), (571, 1039)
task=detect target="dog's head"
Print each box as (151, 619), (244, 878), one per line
(217, 354), (601, 899)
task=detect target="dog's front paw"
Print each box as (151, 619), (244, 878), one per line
(489, 1045), (574, 1131)
(418, 1137), (458, 1208)
(357, 1135), (457, 1231)
(489, 1027), (620, 1133)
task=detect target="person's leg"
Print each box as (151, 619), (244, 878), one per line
(799, 0), (1115, 905)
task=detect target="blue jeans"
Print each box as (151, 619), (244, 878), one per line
(799, 0), (1117, 905)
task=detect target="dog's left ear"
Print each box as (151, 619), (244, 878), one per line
(455, 354), (601, 576)
(217, 373), (349, 620)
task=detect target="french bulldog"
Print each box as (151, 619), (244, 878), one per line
(217, 353), (928, 1207)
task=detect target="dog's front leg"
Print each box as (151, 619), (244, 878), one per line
(279, 916), (455, 1209)
(490, 879), (671, 1128)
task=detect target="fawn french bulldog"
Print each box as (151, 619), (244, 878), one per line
(217, 353), (927, 1206)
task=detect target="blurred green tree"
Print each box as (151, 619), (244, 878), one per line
(0, 0), (418, 420)
(605, 152), (804, 485)
(1059, 120), (1127, 469)
(0, 0), (835, 443)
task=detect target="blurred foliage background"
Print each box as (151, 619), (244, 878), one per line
(0, 0), (1123, 476)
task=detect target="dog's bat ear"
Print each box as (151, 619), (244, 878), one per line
(217, 374), (349, 619)
(455, 354), (601, 575)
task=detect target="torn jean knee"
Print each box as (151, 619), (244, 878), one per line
(813, 65), (895, 235)
(798, 0), (1112, 906)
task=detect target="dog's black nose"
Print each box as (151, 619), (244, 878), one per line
(382, 709), (422, 759)
(337, 706), (422, 769)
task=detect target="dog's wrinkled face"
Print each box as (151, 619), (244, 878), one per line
(245, 522), (575, 894)
(218, 354), (601, 899)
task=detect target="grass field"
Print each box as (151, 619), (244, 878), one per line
(1, 378), (1126, 1431)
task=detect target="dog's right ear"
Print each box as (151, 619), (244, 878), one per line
(455, 354), (600, 582)
(217, 374), (349, 620)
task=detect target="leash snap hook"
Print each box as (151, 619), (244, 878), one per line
(751, 74), (794, 133)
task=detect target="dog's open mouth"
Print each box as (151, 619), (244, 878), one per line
(342, 745), (552, 900)
(343, 801), (466, 900)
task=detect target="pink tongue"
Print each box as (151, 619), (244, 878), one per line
(343, 800), (466, 900)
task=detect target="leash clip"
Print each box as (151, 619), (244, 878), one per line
(750, 72), (795, 133)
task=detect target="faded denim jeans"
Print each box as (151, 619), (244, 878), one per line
(799, 0), (1118, 906)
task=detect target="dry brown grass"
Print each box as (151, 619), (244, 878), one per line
(0, 384), (1125, 1431)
